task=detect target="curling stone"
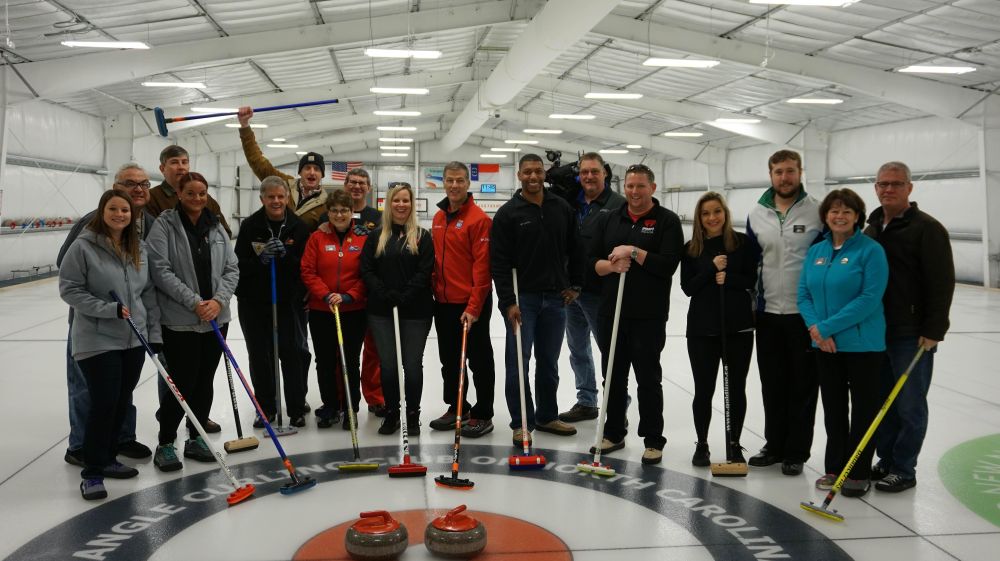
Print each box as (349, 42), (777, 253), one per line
(345, 510), (409, 561)
(424, 505), (487, 558)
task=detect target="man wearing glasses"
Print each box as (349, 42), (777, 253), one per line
(864, 161), (954, 493)
(56, 163), (158, 467)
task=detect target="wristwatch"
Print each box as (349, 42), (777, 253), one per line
(630, 246), (639, 260)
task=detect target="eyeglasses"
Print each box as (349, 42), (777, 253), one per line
(116, 180), (151, 190)
(875, 181), (908, 190)
(328, 208), (352, 215)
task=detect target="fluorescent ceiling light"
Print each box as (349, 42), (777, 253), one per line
(599, 149), (629, 154)
(62, 40), (149, 49)
(378, 138), (414, 143)
(272, 137), (287, 142)
(714, 118), (761, 124)
(226, 123), (267, 128)
(142, 81), (206, 88)
(897, 65), (976, 75)
(549, 114), (595, 120)
(662, 131), (703, 137)
(190, 107), (237, 113)
(370, 87), (430, 95)
(266, 144), (299, 148)
(523, 128), (562, 134)
(373, 110), (422, 116)
(380, 146), (411, 151)
(296, 151), (308, 155)
(381, 152), (409, 157)
(584, 92), (644, 100)
(364, 48), (442, 59)
(786, 98), (844, 104)
(480, 154), (508, 158)
(625, 144), (642, 149)
(505, 139), (539, 144)
(490, 147), (522, 152)
(377, 126), (417, 131)
(642, 58), (719, 68)
(749, 0), (859, 6)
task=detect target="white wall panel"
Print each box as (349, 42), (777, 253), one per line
(727, 143), (783, 185)
(132, 135), (172, 177)
(0, 230), (75, 276)
(664, 159), (714, 189)
(5, 102), (104, 167)
(827, 117), (979, 178)
(1, 166), (106, 220)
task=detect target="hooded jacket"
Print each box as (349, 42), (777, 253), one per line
(431, 194), (492, 318)
(146, 208), (239, 331)
(59, 229), (161, 359)
(301, 220), (369, 312)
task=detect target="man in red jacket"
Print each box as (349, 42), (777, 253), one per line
(429, 161), (495, 437)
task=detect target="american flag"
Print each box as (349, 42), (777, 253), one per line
(330, 161), (364, 182)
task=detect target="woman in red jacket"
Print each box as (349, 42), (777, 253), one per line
(301, 189), (368, 428)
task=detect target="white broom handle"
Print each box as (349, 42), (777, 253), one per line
(512, 269), (530, 453)
(592, 271), (626, 464)
(392, 307), (411, 457)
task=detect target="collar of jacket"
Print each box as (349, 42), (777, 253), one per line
(436, 192), (477, 216)
(578, 184), (616, 208)
(822, 225), (866, 248)
(512, 187), (557, 207)
(158, 181), (176, 197)
(616, 196), (661, 218)
(317, 218), (354, 235)
(867, 201), (919, 228)
(757, 184), (808, 210)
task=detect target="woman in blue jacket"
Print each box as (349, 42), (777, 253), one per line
(60, 189), (160, 500)
(798, 188), (888, 498)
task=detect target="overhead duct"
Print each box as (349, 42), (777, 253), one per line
(439, 0), (621, 152)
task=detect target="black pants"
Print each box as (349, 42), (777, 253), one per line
(294, 303), (312, 400)
(817, 351), (884, 479)
(238, 299), (307, 418)
(687, 332), (753, 444)
(433, 301), (495, 421)
(369, 314), (432, 417)
(755, 312), (818, 462)
(598, 317), (667, 449)
(159, 325), (226, 444)
(309, 308), (366, 413)
(78, 347), (145, 478)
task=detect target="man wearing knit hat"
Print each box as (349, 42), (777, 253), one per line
(237, 106), (329, 231)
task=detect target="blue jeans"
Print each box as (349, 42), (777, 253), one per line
(67, 330), (137, 451)
(565, 291), (600, 407)
(504, 292), (566, 430)
(876, 336), (935, 479)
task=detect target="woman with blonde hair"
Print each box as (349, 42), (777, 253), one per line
(681, 191), (758, 467)
(360, 183), (434, 435)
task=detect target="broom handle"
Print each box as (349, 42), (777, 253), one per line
(393, 307), (413, 461)
(271, 258), (284, 424)
(332, 304), (362, 461)
(450, 321), (470, 478)
(719, 280), (734, 460)
(223, 356), (246, 439)
(512, 269), (531, 456)
(592, 271), (626, 465)
(166, 99), (339, 122)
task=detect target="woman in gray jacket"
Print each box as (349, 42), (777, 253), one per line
(146, 172), (238, 472)
(60, 189), (161, 500)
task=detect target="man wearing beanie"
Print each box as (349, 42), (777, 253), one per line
(237, 106), (328, 231)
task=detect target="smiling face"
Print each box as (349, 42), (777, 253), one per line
(578, 157), (606, 200)
(769, 158), (802, 201)
(328, 204), (352, 232)
(179, 180), (208, 217)
(444, 168), (470, 209)
(623, 171), (656, 214)
(346, 173), (370, 208)
(299, 164), (323, 196)
(517, 160), (546, 196)
(700, 199), (726, 238)
(103, 194), (132, 237)
(825, 200), (858, 238)
(390, 188), (412, 225)
(160, 155), (190, 190)
(260, 185), (288, 221)
(875, 167), (913, 217)
(114, 167), (150, 209)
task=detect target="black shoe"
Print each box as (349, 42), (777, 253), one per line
(875, 474), (917, 493)
(406, 412), (421, 436)
(315, 405), (340, 428)
(65, 448), (85, 467)
(428, 408), (469, 431)
(691, 442), (710, 467)
(289, 416), (306, 428)
(102, 461), (139, 479)
(253, 414), (275, 429)
(558, 403), (599, 423)
(781, 461), (803, 476)
(342, 412), (354, 431)
(368, 403), (388, 418)
(379, 415), (401, 435)
(841, 478), (871, 498)
(748, 449), (781, 467)
(117, 440), (152, 459)
(302, 402), (311, 413)
(728, 443), (747, 464)
(204, 418), (221, 433)
(461, 419), (494, 438)
(870, 463), (890, 481)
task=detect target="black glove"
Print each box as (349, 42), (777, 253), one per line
(150, 343), (162, 354)
(259, 238), (286, 264)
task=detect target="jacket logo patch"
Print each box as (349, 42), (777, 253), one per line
(840, 257), (849, 264)
(349, 245), (361, 252)
(251, 241), (266, 256)
(455, 220), (464, 229)
(644, 219), (656, 227)
(815, 257), (826, 265)
(793, 225), (805, 233)
(325, 244), (337, 252)
(519, 220), (532, 227)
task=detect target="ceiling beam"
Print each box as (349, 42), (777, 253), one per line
(474, 131), (667, 170)
(12, 0), (543, 102)
(267, 132), (442, 167)
(592, 13), (986, 122)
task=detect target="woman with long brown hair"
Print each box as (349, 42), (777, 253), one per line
(60, 189), (161, 500)
(681, 191), (758, 467)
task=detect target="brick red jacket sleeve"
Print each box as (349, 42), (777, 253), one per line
(465, 214), (493, 319)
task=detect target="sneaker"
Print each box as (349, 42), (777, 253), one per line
(406, 412), (421, 436)
(642, 447), (663, 465)
(558, 403), (599, 423)
(461, 419), (494, 438)
(748, 449), (781, 467)
(80, 478), (107, 501)
(842, 478), (871, 497)
(154, 444), (182, 472)
(589, 438), (625, 455)
(870, 463), (890, 481)
(512, 428), (532, 448)
(102, 461), (139, 479)
(289, 416), (306, 428)
(875, 473), (917, 493)
(378, 414), (401, 435)
(117, 440), (152, 459)
(316, 405), (339, 429)
(691, 442), (710, 467)
(535, 419), (577, 436)
(253, 413), (275, 429)
(727, 443), (747, 464)
(184, 437), (215, 463)
(368, 403), (388, 418)
(781, 461), (803, 476)
(429, 408), (469, 431)
(815, 473), (837, 491)
(64, 448), (85, 467)
(204, 418), (221, 434)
